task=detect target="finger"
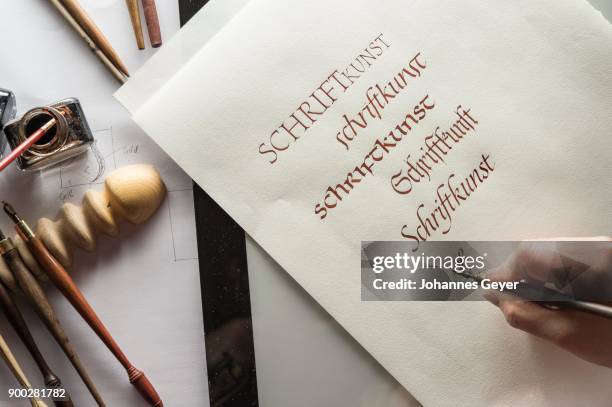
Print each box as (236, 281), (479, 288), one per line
(488, 293), (575, 344)
(487, 293), (612, 368)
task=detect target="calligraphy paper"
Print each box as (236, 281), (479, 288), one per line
(117, 0), (612, 404)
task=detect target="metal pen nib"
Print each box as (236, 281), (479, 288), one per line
(2, 201), (34, 240)
(2, 201), (21, 224)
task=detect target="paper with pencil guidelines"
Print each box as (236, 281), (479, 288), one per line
(117, 0), (612, 405)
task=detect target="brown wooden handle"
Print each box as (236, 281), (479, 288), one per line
(128, 367), (163, 407)
(0, 282), (57, 384)
(29, 237), (131, 365)
(59, 0), (130, 75)
(2, 247), (105, 406)
(141, 0), (162, 47)
(0, 333), (49, 407)
(126, 0), (145, 49)
(28, 237), (163, 407)
(0, 282), (74, 407)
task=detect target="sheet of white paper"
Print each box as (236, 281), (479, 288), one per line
(117, 0), (612, 405)
(0, 1), (208, 405)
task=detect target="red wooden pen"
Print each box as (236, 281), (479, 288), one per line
(0, 116), (58, 172)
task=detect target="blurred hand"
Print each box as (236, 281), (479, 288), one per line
(485, 237), (612, 368)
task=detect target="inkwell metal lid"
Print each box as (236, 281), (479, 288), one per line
(0, 89), (16, 155)
(0, 89), (16, 131)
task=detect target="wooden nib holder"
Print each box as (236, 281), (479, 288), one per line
(21, 164), (166, 270)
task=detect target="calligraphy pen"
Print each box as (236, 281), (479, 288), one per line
(0, 279), (74, 406)
(456, 270), (612, 319)
(0, 227), (105, 406)
(3, 202), (163, 407)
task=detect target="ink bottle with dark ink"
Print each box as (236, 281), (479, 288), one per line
(3, 98), (94, 171)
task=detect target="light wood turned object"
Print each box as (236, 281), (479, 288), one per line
(19, 164), (166, 270)
(0, 332), (48, 407)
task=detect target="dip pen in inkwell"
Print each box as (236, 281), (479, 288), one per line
(0, 222), (104, 405)
(3, 202), (164, 407)
(0, 110), (65, 172)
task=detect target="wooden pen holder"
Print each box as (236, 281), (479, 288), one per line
(18, 164), (166, 271)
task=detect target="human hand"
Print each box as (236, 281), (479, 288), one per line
(485, 238), (612, 368)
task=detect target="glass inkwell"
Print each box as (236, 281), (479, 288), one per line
(2, 98), (94, 171)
